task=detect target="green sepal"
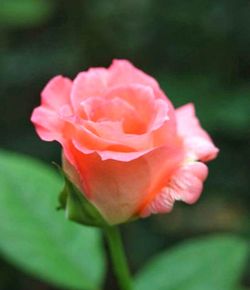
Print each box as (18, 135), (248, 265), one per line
(54, 163), (108, 228)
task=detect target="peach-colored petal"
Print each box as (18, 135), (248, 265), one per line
(72, 123), (117, 153)
(72, 123), (154, 162)
(63, 145), (151, 223)
(105, 84), (172, 134)
(63, 143), (184, 224)
(71, 120), (153, 161)
(86, 120), (153, 150)
(72, 117), (178, 161)
(140, 161), (208, 217)
(176, 103), (219, 161)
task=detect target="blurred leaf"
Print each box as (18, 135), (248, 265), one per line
(0, 0), (54, 28)
(135, 235), (248, 290)
(0, 150), (105, 290)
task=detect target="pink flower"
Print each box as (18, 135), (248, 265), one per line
(31, 60), (219, 225)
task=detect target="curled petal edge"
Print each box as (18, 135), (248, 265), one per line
(139, 161), (208, 217)
(176, 103), (219, 162)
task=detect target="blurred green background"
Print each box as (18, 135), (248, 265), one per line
(0, 0), (249, 289)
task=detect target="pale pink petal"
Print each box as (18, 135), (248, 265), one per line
(140, 161), (208, 217)
(96, 148), (154, 162)
(170, 161), (208, 203)
(31, 76), (72, 141)
(149, 99), (169, 131)
(109, 60), (177, 126)
(72, 123), (117, 153)
(81, 96), (146, 134)
(41, 75), (72, 109)
(95, 121), (150, 147)
(109, 59), (161, 91)
(73, 134), (154, 162)
(80, 97), (108, 120)
(105, 84), (156, 122)
(31, 107), (62, 141)
(176, 103), (219, 161)
(109, 59), (174, 109)
(140, 187), (175, 217)
(71, 68), (108, 111)
(72, 88), (169, 157)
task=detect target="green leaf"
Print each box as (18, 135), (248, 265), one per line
(135, 235), (248, 290)
(0, 150), (105, 290)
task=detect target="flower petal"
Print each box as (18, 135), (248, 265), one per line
(31, 107), (62, 141)
(176, 103), (219, 161)
(31, 76), (72, 141)
(109, 59), (161, 91)
(72, 123), (154, 162)
(140, 161), (208, 217)
(170, 161), (208, 203)
(109, 60), (177, 128)
(41, 75), (72, 110)
(71, 68), (108, 111)
(63, 143), (183, 224)
(105, 84), (173, 132)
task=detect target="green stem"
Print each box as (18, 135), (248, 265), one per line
(104, 226), (133, 290)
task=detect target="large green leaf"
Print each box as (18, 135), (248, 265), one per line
(135, 235), (248, 290)
(0, 150), (105, 290)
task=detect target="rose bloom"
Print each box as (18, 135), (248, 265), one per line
(31, 60), (218, 225)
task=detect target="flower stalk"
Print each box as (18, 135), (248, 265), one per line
(104, 226), (133, 290)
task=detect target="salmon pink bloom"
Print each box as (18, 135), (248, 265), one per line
(31, 60), (219, 224)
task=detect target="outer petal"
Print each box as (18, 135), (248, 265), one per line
(170, 161), (208, 203)
(41, 75), (72, 110)
(63, 142), (184, 224)
(31, 107), (63, 141)
(109, 60), (161, 91)
(31, 76), (72, 141)
(176, 103), (219, 161)
(140, 161), (208, 217)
